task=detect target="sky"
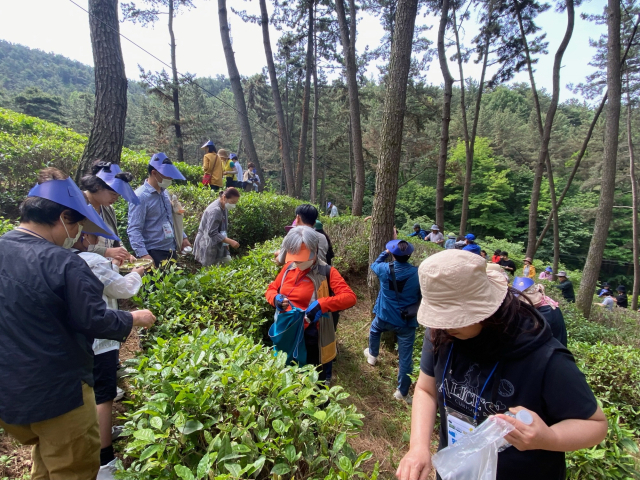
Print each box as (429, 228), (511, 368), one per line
(0, 0), (608, 102)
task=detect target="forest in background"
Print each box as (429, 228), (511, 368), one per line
(0, 0), (636, 289)
(0, 37), (630, 278)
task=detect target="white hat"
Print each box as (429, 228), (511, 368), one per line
(417, 250), (508, 329)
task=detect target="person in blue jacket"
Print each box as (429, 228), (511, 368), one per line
(364, 240), (421, 404)
(409, 223), (428, 240)
(462, 233), (481, 255)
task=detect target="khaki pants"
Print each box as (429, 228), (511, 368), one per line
(0, 383), (100, 480)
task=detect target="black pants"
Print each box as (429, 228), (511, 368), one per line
(209, 184), (221, 192)
(147, 249), (175, 268)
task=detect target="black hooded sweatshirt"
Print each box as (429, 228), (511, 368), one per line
(421, 307), (598, 480)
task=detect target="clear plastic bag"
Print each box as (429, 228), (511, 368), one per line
(432, 416), (515, 480)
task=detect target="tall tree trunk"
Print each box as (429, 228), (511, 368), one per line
(320, 157), (326, 211)
(525, 0), (574, 259)
(311, 14), (319, 204)
(336, 0), (366, 215)
(577, 0), (621, 317)
(436, 0), (453, 229)
(458, 4), (491, 236)
(259, 0), (295, 195)
(76, 0), (127, 182)
(294, 0), (314, 198)
(348, 117), (355, 199)
(218, 0), (265, 190)
(536, 14), (640, 250)
(627, 73), (640, 310)
(367, 0), (419, 301)
(168, 0), (184, 163)
(516, 0), (562, 273)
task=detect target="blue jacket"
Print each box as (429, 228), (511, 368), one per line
(462, 242), (481, 255)
(409, 229), (428, 240)
(371, 251), (421, 328)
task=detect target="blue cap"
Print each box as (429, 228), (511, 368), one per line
(229, 153), (238, 160)
(465, 233), (475, 241)
(95, 164), (139, 205)
(149, 153), (186, 180)
(513, 276), (534, 293)
(545, 266), (552, 272)
(386, 239), (415, 256)
(200, 140), (215, 150)
(28, 178), (119, 241)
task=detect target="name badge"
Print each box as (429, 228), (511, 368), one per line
(445, 406), (477, 446)
(163, 221), (174, 239)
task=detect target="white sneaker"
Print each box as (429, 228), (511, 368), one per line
(97, 459), (117, 480)
(393, 389), (412, 405)
(114, 387), (124, 402)
(363, 348), (377, 366)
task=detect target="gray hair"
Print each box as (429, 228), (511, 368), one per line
(282, 226), (319, 257)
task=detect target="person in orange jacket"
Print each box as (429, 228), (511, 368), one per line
(266, 227), (356, 383)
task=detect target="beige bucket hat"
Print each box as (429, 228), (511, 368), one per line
(217, 148), (229, 159)
(417, 250), (508, 329)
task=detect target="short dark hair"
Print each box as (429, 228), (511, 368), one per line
(221, 187), (241, 199)
(20, 168), (85, 226)
(494, 249), (501, 255)
(295, 204), (319, 226)
(147, 164), (156, 176)
(501, 251), (509, 257)
(247, 162), (255, 168)
(481, 250), (487, 255)
(208, 145), (216, 153)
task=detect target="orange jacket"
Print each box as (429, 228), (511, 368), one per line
(265, 263), (356, 314)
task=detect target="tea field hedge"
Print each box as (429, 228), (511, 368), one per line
(0, 107), (200, 216)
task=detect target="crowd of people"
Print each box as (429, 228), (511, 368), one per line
(0, 155), (615, 480)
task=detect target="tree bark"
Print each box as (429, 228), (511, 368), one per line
(436, 0), (453, 229)
(77, 0), (127, 182)
(218, 0), (265, 190)
(577, 0), (622, 317)
(525, 0), (574, 259)
(294, 0), (315, 198)
(336, 0), (366, 215)
(168, 0), (184, 163)
(458, 3), (491, 236)
(367, 0), (419, 301)
(311, 19), (319, 204)
(627, 73), (640, 310)
(259, 0), (295, 195)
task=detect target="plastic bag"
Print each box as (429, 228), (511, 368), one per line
(432, 416), (515, 480)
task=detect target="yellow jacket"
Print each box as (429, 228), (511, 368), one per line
(522, 264), (537, 279)
(223, 159), (237, 181)
(203, 153), (223, 187)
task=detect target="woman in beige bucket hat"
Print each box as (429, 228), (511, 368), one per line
(396, 250), (607, 480)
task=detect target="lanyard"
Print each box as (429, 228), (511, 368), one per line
(441, 343), (500, 422)
(16, 227), (47, 241)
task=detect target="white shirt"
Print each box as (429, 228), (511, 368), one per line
(234, 161), (243, 183)
(425, 231), (444, 243)
(330, 205), (339, 218)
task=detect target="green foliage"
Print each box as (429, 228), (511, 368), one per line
(133, 240), (281, 342)
(0, 216), (15, 235)
(323, 216), (371, 275)
(0, 107), (200, 217)
(395, 182), (436, 228)
(119, 328), (377, 480)
(13, 87), (65, 124)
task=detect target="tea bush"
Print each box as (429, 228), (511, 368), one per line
(0, 108), (200, 217)
(133, 240), (281, 343)
(322, 216), (371, 275)
(119, 328), (377, 480)
(0, 217), (15, 235)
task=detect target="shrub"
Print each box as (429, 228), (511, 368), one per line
(323, 216), (371, 275)
(119, 328), (377, 480)
(133, 240), (282, 343)
(0, 107), (200, 217)
(570, 341), (640, 433)
(0, 216), (15, 235)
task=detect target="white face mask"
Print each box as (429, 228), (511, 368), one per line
(225, 202), (237, 210)
(157, 177), (173, 189)
(60, 215), (83, 249)
(295, 259), (314, 270)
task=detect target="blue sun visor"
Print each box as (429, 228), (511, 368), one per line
(28, 178), (120, 241)
(149, 153), (186, 180)
(200, 140), (216, 150)
(96, 164), (140, 205)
